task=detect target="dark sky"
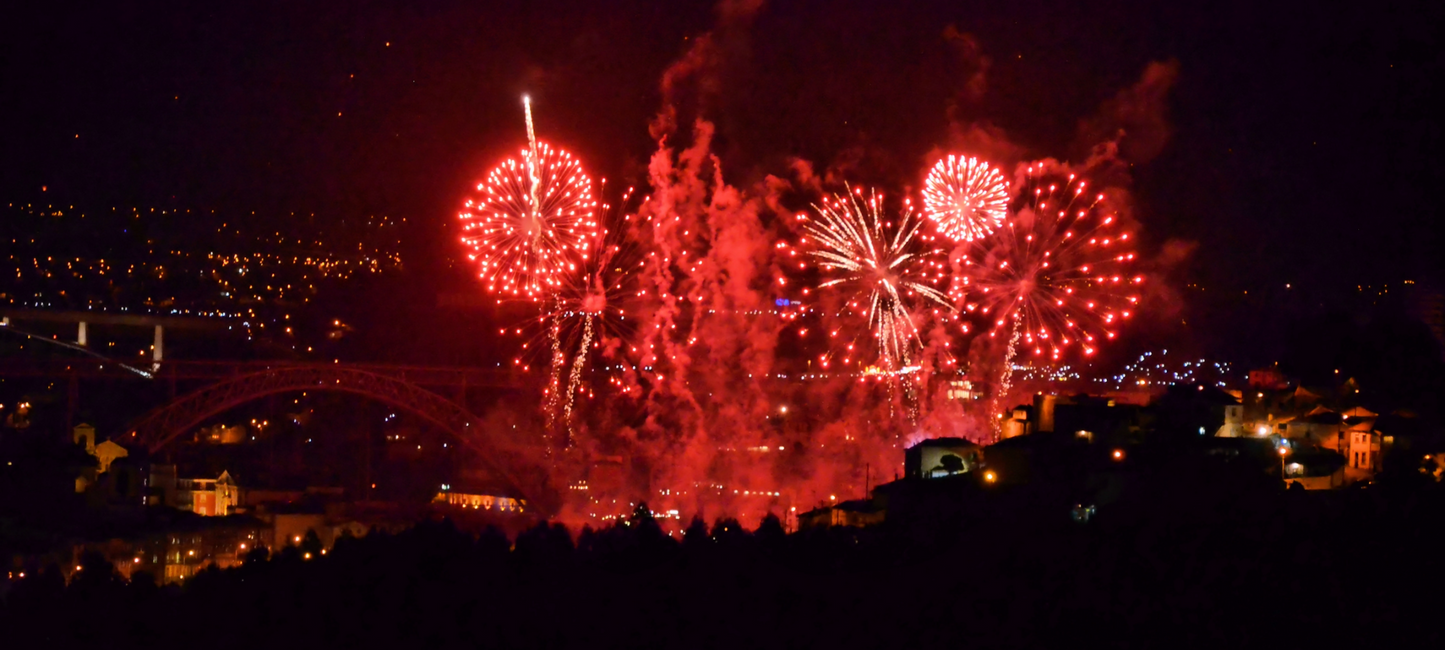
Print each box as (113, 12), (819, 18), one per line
(4, 1), (1441, 336)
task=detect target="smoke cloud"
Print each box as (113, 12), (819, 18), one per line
(522, 9), (1188, 527)
(1078, 60), (1182, 165)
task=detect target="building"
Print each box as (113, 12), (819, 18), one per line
(1002, 405), (1034, 439)
(432, 483), (528, 514)
(905, 437), (981, 479)
(1217, 403), (1245, 438)
(149, 466), (241, 516)
(73, 425), (133, 495)
(74, 516), (265, 585)
(1150, 384), (1242, 439)
(1344, 422), (1383, 475)
(945, 379), (982, 402)
(1046, 394), (1147, 442)
(1281, 449), (1348, 490)
(797, 499), (884, 530)
(94, 440), (129, 473)
(1248, 368), (1290, 390)
(181, 472), (240, 516)
(195, 424), (247, 444)
(73, 422), (96, 453)
(1281, 407), (1344, 444)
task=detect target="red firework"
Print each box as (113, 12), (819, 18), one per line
(958, 165), (1141, 360)
(459, 141), (599, 300)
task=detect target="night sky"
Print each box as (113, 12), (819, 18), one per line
(4, 0), (1442, 366)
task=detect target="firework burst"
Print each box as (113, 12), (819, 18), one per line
(499, 186), (643, 445)
(804, 187), (954, 399)
(960, 167), (1140, 360)
(460, 99), (599, 300)
(554, 202), (644, 441)
(957, 164), (1141, 433)
(923, 155), (1010, 243)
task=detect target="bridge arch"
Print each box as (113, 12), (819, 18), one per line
(124, 366), (549, 509)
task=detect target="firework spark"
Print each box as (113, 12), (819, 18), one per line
(460, 99), (599, 300)
(804, 187), (953, 388)
(923, 155), (1010, 243)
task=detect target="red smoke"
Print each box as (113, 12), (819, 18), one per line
(494, 8), (1186, 529)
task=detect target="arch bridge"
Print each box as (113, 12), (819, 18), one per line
(122, 364), (553, 512)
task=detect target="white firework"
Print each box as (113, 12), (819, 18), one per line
(922, 155), (1009, 243)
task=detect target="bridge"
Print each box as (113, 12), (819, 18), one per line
(2, 358), (550, 506)
(106, 362), (520, 451)
(0, 358), (521, 390)
(2, 311), (550, 509)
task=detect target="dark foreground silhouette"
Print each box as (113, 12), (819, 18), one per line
(4, 476), (1445, 650)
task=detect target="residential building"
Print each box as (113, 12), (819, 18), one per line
(905, 438), (981, 479)
(1281, 449), (1348, 490)
(76, 517), (264, 585)
(1344, 423), (1383, 474)
(797, 499), (884, 530)
(149, 466), (241, 516)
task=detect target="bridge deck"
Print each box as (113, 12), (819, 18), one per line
(0, 359), (522, 388)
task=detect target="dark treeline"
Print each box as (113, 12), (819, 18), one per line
(7, 473), (1445, 649)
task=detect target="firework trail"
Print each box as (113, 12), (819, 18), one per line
(922, 155), (1010, 243)
(544, 309), (567, 433)
(459, 98), (599, 300)
(957, 164), (1142, 436)
(563, 315), (596, 432)
(498, 186), (641, 444)
(558, 204), (642, 444)
(989, 316), (1024, 438)
(804, 187), (953, 417)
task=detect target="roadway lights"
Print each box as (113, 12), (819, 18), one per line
(1112, 449), (1125, 461)
(983, 470), (998, 483)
